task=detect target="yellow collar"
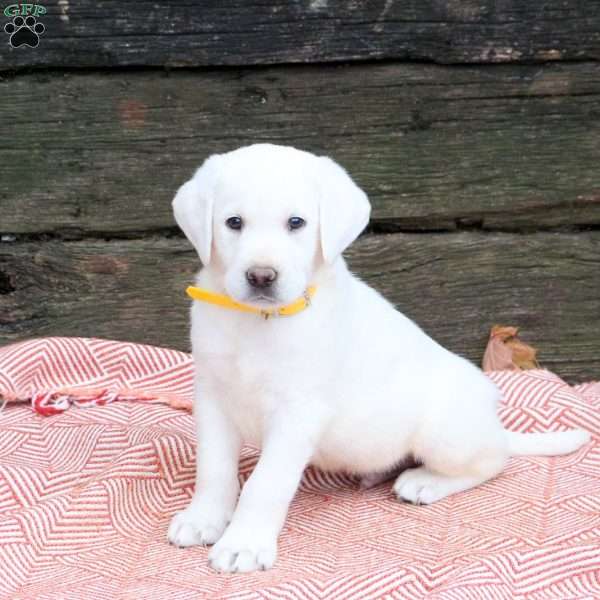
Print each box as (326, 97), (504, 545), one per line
(186, 285), (317, 319)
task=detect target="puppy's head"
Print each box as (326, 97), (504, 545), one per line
(173, 144), (370, 307)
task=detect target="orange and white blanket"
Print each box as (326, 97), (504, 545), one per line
(0, 337), (598, 599)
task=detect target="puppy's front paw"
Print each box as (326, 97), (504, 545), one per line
(167, 502), (229, 548)
(208, 529), (277, 572)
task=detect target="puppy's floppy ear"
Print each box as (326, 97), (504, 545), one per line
(172, 155), (222, 265)
(317, 156), (371, 264)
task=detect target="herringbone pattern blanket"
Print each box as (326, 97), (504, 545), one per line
(0, 337), (598, 599)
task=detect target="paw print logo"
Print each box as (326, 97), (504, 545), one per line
(4, 15), (45, 48)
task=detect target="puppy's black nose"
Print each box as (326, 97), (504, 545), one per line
(246, 267), (278, 289)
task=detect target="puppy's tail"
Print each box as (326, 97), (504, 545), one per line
(506, 429), (590, 457)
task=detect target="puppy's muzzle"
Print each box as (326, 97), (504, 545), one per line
(246, 267), (278, 289)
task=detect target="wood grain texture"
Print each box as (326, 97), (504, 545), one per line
(1, 1), (599, 70)
(2, 62), (600, 235)
(1, 231), (598, 381)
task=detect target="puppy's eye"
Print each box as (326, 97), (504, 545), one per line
(225, 216), (243, 231)
(288, 217), (306, 231)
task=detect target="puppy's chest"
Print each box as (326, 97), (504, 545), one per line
(215, 354), (280, 446)
(196, 312), (317, 445)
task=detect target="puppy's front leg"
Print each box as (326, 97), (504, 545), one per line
(168, 379), (242, 547)
(208, 403), (326, 573)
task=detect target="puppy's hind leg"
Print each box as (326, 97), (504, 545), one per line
(393, 458), (504, 505)
(393, 407), (508, 505)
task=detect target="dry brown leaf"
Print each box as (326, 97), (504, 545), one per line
(482, 325), (540, 372)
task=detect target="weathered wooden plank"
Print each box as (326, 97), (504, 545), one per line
(0, 1), (599, 70)
(1, 232), (598, 382)
(2, 62), (600, 235)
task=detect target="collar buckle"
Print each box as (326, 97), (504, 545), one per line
(303, 290), (312, 307)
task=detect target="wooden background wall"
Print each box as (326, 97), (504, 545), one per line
(1, 1), (599, 381)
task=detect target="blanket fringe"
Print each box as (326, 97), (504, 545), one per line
(0, 387), (192, 416)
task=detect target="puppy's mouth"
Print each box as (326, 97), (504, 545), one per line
(244, 293), (278, 306)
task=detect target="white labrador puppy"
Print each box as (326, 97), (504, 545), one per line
(167, 143), (589, 573)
